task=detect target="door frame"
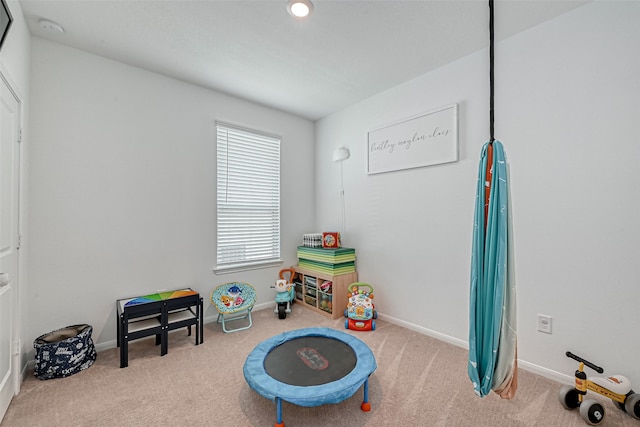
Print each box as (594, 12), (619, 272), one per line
(0, 60), (24, 420)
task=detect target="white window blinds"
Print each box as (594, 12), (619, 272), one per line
(216, 123), (281, 270)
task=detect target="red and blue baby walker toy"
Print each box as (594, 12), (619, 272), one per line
(344, 282), (376, 331)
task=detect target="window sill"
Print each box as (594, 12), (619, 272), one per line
(213, 260), (284, 275)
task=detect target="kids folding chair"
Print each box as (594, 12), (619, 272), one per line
(210, 282), (256, 333)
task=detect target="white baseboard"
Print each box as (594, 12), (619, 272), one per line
(378, 311), (573, 386)
(95, 303), (273, 352)
(518, 359), (573, 385)
(21, 305), (573, 388)
(203, 301), (271, 326)
(377, 312), (468, 349)
(95, 340), (117, 352)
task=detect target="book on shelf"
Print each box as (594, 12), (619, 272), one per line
(297, 259), (356, 275)
(297, 246), (356, 264)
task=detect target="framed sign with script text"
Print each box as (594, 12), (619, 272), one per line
(367, 104), (458, 174)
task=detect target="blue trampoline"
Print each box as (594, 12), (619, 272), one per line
(243, 327), (377, 427)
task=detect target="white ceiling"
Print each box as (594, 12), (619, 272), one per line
(19, 0), (590, 121)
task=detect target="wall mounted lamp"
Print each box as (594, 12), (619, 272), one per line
(332, 147), (350, 162)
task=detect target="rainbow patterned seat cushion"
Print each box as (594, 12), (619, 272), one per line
(121, 289), (198, 308)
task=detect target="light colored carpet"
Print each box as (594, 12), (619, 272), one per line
(2, 306), (636, 426)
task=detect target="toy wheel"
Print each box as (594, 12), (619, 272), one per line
(613, 389), (634, 412)
(278, 303), (286, 319)
(372, 310), (378, 319)
(624, 393), (640, 419)
(612, 399), (626, 412)
(345, 319), (349, 329)
(371, 320), (376, 330)
(344, 309), (348, 318)
(580, 399), (605, 425)
(559, 385), (580, 410)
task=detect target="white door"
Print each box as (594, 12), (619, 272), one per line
(0, 71), (21, 420)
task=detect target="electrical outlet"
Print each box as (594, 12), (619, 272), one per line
(537, 314), (552, 334)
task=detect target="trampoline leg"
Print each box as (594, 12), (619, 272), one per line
(275, 397), (285, 427)
(361, 378), (371, 412)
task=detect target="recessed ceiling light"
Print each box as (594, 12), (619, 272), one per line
(39, 19), (64, 34)
(287, 0), (314, 18)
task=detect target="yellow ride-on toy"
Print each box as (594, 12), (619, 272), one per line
(559, 351), (640, 425)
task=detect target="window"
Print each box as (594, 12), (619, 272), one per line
(215, 123), (281, 272)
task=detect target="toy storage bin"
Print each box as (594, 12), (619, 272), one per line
(33, 324), (97, 380)
(303, 276), (317, 305)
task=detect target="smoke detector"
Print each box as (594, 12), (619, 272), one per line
(39, 19), (64, 34)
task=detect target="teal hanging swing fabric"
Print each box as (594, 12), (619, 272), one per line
(468, 0), (517, 399)
(468, 141), (517, 398)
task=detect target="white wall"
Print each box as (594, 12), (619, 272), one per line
(316, 0), (640, 385)
(27, 38), (315, 353)
(24, 0), (640, 388)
